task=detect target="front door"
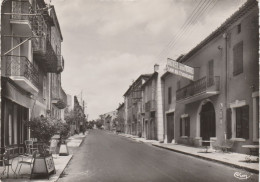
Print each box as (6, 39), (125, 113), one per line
(166, 113), (174, 143)
(200, 102), (216, 141)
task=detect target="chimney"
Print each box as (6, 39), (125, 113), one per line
(154, 64), (159, 72)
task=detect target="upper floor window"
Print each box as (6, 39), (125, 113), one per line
(237, 24), (241, 34)
(233, 41), (243, 76)
(168, 87), (172, 104)
(207, 60), (214, 86)
(177, 81), (181, 90)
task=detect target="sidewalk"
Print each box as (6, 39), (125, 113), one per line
(119, 133), (259, 174)
(0, 132), (87, 182)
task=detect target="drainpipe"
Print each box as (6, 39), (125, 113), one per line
(223, 32), (228, 140)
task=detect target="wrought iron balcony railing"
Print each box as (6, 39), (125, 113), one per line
(4, 55), (39, 88)
(52, 87), (67, 109)
(176, 76), (220, 101)
(11, 0), (47, 36)
(145, 100), (156, 112)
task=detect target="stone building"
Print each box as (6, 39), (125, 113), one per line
(165, 0), (258, 154)
(1, 0), (66, 146)
(123, 74), (151, 135)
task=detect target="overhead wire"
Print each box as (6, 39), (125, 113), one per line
(158, 0), (217, 61)
(156, 0), (207, 60)
(166, 0), (219, 58)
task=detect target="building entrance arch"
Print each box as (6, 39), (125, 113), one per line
(200, 101), (216, 140)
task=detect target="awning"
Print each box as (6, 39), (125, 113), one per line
(2, 81), (34, 108)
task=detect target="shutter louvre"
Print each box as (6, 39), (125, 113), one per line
(242, 105), (249, 139)
(226, 108), (232, 139)
(180, 118), (182, 136)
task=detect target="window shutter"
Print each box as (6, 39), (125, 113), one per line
(233, 41), (243, 76)
(180, 118), (182, 136)
(242, 105), (249, 139)
(186, 117), (190, 137)
(226, 108), (232, 139)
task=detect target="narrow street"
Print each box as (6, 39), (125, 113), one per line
(58, 129), (258, 182)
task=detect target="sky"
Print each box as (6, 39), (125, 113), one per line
(49, 0), (247, 120)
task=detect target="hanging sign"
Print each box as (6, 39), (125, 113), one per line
(166, 58), (194, 80)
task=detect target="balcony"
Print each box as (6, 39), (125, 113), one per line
(57, 56), (65, 73)
(52, 88), (67, 109)
(33, 36), (64, 73)
(4, 55), (39, 94)
(145, 100), (156, 112)
(176, 76), (220, 104)
(10, 0), (45, 37)
(10, 0), (33, 36)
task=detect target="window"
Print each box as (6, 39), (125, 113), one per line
(252, 92), (259, 142)
(177, 81), (180, 90)
(207, 60), (214, 86)
(236, 105), (249, 139)
(168, 87), (172, 104)
(180, 116), (190, 137)
(237, 24), (241, 34)
(233, 41), (243, 76)
(228, 102), (249, 140)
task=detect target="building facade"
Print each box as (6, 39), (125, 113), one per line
(123, 74), (151, 136)
(116, 103), (125, 133)
(1, 0), (66, 147)
(142, 65), (164, 141)
(171, 0), (258, 154)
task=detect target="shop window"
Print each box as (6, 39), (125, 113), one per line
(168, 87), (172, 104)
(229, 102), (249, 140)
(233, 41), (243, 76)
(180, 116), (190, 137)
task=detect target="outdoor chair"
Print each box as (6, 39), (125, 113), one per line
(2, 151), (15, 178)
(16, 150), (37, 179)
(219, 139), (234, 153)
(24, 140), (38, 156)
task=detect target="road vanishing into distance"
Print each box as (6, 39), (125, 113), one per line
(58, 129), (258, 182)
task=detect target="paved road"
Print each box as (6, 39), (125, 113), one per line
(58, 130), (258, 182)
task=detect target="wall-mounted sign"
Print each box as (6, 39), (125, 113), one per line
(166, 58), (194, 80)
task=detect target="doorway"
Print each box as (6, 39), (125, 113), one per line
(166, 112), (174, 143)
(200, 102), (216, 140)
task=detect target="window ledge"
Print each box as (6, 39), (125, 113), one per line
(231, 138), (246, 142)
(181, 136), (188, 139)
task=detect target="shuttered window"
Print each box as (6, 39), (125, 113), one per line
(168, 87), (172, 104)
(180, 118), (182, 136)
(226, 108), (232, 139)
(236, 105), (249, 139)
(207, 60), (214, 86)
(233, 41), (243, 76)
(180, 117), (190, 137)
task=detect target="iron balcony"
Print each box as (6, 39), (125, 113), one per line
(52, 88), (67, 109)
(176, 76), (220, 103)
(4, 55), (39, 94)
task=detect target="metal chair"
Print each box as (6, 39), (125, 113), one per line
(2, 151), (14, 178)
(16, 150), (37, 179)
(24, 140), (38, 156)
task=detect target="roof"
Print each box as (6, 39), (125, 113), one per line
(117, 103), (125, 111)
(49, 5), (63, 41)
(179, 0), (257, 63)
(141, 72), (158, 89)
(123, 74), (152, 96)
